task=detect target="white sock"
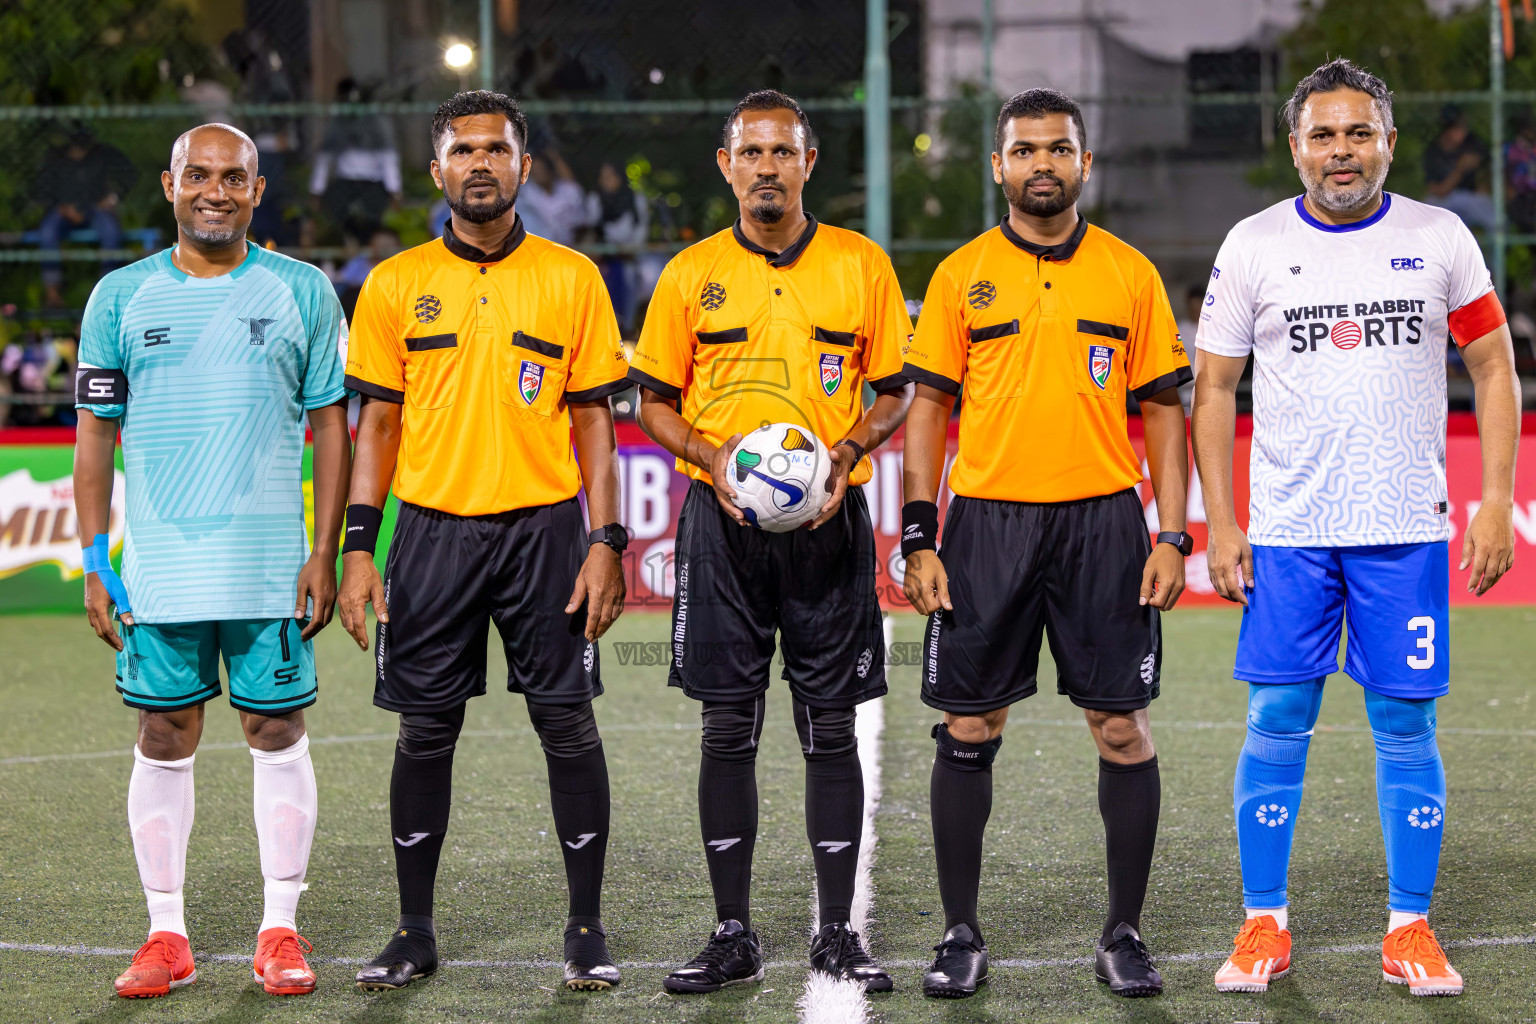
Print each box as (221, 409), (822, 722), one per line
(1389, 910), (1427, 932)
(128, 746), (195, 938)
(251, 735), (317, 934)
(1247, 906), (1288, 932)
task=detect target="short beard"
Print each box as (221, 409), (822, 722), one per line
(446, 177), (519, 224)
(1002, 171), (1083, 219)
(747, 194), (785, 224)
(1303, 160), (1387, 215)
(180, 221), (244, 247)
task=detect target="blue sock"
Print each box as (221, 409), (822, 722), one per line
(1366, 691), (1444, 915)
(1235, 680), (1324, 909)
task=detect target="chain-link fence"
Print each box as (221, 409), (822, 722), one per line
(2, 0), (1534, 425)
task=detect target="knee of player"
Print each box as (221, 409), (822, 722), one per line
(397, 706), (466, 760)
(137, 708), (201, 759)
(933, 721), (1004, 771)
(1364, 691), (1439, 759)
(794, 702), (857, 762)
(699, 698), (763, 764)
(528, 700), (603, 758)
(242, 709), (306, 751)
(942, 710), (1006, 745)
(1246, 679), (1325, 735)
(1088, 710), (1152, 760)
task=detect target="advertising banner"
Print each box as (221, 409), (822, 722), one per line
(4, 415), (1534, 615)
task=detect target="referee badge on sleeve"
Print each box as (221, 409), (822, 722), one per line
(520, 360), (545, 404)
(1088, 344), (1113, 390)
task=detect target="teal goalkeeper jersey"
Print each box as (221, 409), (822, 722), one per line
(74, 245), (348, 622)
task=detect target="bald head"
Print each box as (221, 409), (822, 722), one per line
(161, 123), (264, 251)
(170, 123), (257, 175)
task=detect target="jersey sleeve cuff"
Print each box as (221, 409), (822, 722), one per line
(626, 366), (683, 401)
(1130, 365), (1193, 401)
(901, 362), (961, 396)
(344, 374), (405, 404)
(866, 371), (910, 393)
(566, 377), (632, 403)
(1193, 336), (1253, 358)
(303, 383), (349, 410)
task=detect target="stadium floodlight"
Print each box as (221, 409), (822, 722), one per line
(444, 42), (474, 70)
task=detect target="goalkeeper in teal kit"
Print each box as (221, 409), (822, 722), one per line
(72, 123), (352, 999)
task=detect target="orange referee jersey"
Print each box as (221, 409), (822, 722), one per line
(628, 215), (911, 486)
(345, 218), (630, 516)
(904, 217), (1190, 503)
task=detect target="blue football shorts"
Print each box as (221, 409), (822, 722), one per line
(1234, 542), (1449, 699)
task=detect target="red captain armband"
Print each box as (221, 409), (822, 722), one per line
(1447, 290), (1507, 347)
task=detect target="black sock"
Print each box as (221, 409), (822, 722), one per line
(806, 750), (863, 926)
(390, 745), (454, 924)
(1098, 755), (1160, 945)
(545, 742), (610, 920)
(930, 724), (1000, 936)
(698, 751), (758, 931)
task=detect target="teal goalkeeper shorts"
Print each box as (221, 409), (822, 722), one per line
(114, 617), (317, 715)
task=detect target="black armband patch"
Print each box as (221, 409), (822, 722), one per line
(342, 503), (384, 555)
(75, 367), (128, 404)
(900, 500), (940, 557)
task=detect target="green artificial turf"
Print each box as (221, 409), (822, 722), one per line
(2, 608), (1533, 1022)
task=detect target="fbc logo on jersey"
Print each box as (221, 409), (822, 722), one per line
(1285, 298), (1427, 354)
(1391, 257), (1425, 271)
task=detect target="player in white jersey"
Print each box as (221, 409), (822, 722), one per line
(72, 125), (352, 998)
(1192, 60), (1520, 997)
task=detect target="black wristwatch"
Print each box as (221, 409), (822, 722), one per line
(833, 438), (866, 466)
(1156, 530), (1194, 556)
(588, 523), (629, 555)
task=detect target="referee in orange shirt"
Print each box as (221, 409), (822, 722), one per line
(335, 92), (631, 992)
(629, 90), (912, 993)
(902, 89), (1192, 999)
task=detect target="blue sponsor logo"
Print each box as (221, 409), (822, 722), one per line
(1391, 257), (1425, 270)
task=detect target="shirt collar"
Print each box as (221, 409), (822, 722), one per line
(731, 213), (818, 268)
(998, 214), (1088, 260)
(442, 214), (527, 263)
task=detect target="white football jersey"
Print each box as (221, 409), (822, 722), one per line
(1196, 193), (1492, 547)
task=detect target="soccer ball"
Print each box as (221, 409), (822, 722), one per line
(726, 423), (833, 532)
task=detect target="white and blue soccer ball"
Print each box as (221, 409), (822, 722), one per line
(726, 422), (833, 532)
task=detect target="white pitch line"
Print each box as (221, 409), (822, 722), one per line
(795, 617), (891, 1024)
(10, 711), (1532, 768)
(4, 934), (1531, 973)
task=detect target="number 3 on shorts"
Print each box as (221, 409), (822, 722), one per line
(1406, 615), (1435, 670)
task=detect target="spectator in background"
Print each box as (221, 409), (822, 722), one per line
(1, 328), (76, 426)
(333, 228), (402, 321)
(310, 79), (402, 243)
(1424, 105), (1496, 231)
(226, 27), (301, 247)
(587, 161), (650, 331)
(1506, 112), (1536, 233)
(518, 151), (588, 244)
(34, 129), (139, 308)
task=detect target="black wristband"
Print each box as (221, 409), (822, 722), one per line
(900, 500), (940, 557)
(342, 503), (384, 555)
(834, 437), (866, 467)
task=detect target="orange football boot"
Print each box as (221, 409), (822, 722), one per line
(1382, 919), (1462, 996)
(113, 931), (196, 998)
(253, 927), (316, 995)
(1214, 915), (1292, 992)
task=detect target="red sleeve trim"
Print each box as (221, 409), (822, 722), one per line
(1447, 289), (1506, 346)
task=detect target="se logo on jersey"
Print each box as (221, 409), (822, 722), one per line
(1088, 345), (1113, 390)
(520, 360), (544, 404)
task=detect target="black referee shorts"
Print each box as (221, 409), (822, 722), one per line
(668, 479), (886, 710)
(921, 488), (1160, 715)
(373, 499), (600, 713)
